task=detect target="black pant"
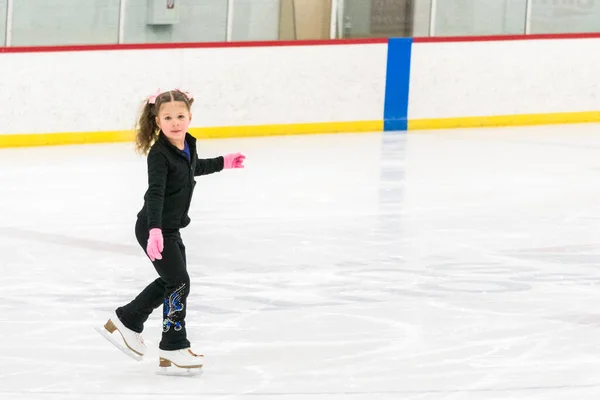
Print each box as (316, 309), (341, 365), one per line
(115, 218), (191, 351)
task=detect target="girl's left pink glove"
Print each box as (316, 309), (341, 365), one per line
(223, 153), (246, 169)
(147, 228), (164, 261)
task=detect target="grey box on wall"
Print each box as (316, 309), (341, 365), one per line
(147, 0), (179, 25)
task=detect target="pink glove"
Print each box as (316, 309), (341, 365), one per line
(223, 153), (246, 169)
(147, 228), (164, 261)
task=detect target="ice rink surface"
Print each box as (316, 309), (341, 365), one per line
(2, 124), (600, 399)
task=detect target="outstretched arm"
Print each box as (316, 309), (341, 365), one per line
(194, 156), (224, 176)
(195, 153), (246, 176)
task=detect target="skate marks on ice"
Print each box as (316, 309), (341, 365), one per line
(6, 130), (600, 397)
(0, 226), (139, 256)
(5, 229), (600, 397)
(180, 265), (600, 398)
(156, 367), (204, 377)
(6, 242), (600, 397)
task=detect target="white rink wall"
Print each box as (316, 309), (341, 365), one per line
(1, 34), (600, 141)
(0, 43), (388, 136)
(407, 38), (600, 120)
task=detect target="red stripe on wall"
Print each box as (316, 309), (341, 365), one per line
(0, 38), (389, 54)
(3, 31), (597, 54)
(413, 32), (600, 43)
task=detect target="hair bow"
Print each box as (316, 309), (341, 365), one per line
(147, 88), (161, 104)
(174, 88), (193, 100)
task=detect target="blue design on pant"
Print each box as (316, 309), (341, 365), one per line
(163, 283), (185, 333)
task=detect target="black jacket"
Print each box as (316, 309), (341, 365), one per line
(137, 132), (224, 230)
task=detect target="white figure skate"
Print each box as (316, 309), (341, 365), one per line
(157, 348), (204, 376)
(95, 312), (146, 361)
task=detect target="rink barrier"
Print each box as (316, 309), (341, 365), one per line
(2, 33), (600, 147)
(403, 32), (600, 132)
(0, 38), (388, 148)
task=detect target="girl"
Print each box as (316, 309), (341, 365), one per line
(96, 89), (245, 371)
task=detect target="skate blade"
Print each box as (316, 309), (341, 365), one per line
(156, 366), (203, 377)
(94, 326), (143, 362)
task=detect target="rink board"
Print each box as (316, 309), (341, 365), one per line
(405, 33), (600, 131)
(1, 33), (600, 147)
(0, 39), (389, 148)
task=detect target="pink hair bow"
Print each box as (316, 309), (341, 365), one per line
(147, 88), (161, 104)
(174, 88), (193, 100)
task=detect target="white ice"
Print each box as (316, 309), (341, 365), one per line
(2, 124), (600, 399)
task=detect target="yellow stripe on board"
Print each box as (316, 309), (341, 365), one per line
(0, 120), (383, 148)
(0, 130), (136, 148)
(408, 111), (600, 131)
(189, 120), (383, 139)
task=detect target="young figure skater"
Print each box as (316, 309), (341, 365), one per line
(97, 89), (245, 371)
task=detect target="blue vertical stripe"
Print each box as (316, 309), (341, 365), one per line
(383, 38), (413, 131)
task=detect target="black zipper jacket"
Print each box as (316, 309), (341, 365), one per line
(137, 132), (224, 231)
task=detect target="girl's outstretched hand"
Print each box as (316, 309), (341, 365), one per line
(223, 153), (246, 169)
